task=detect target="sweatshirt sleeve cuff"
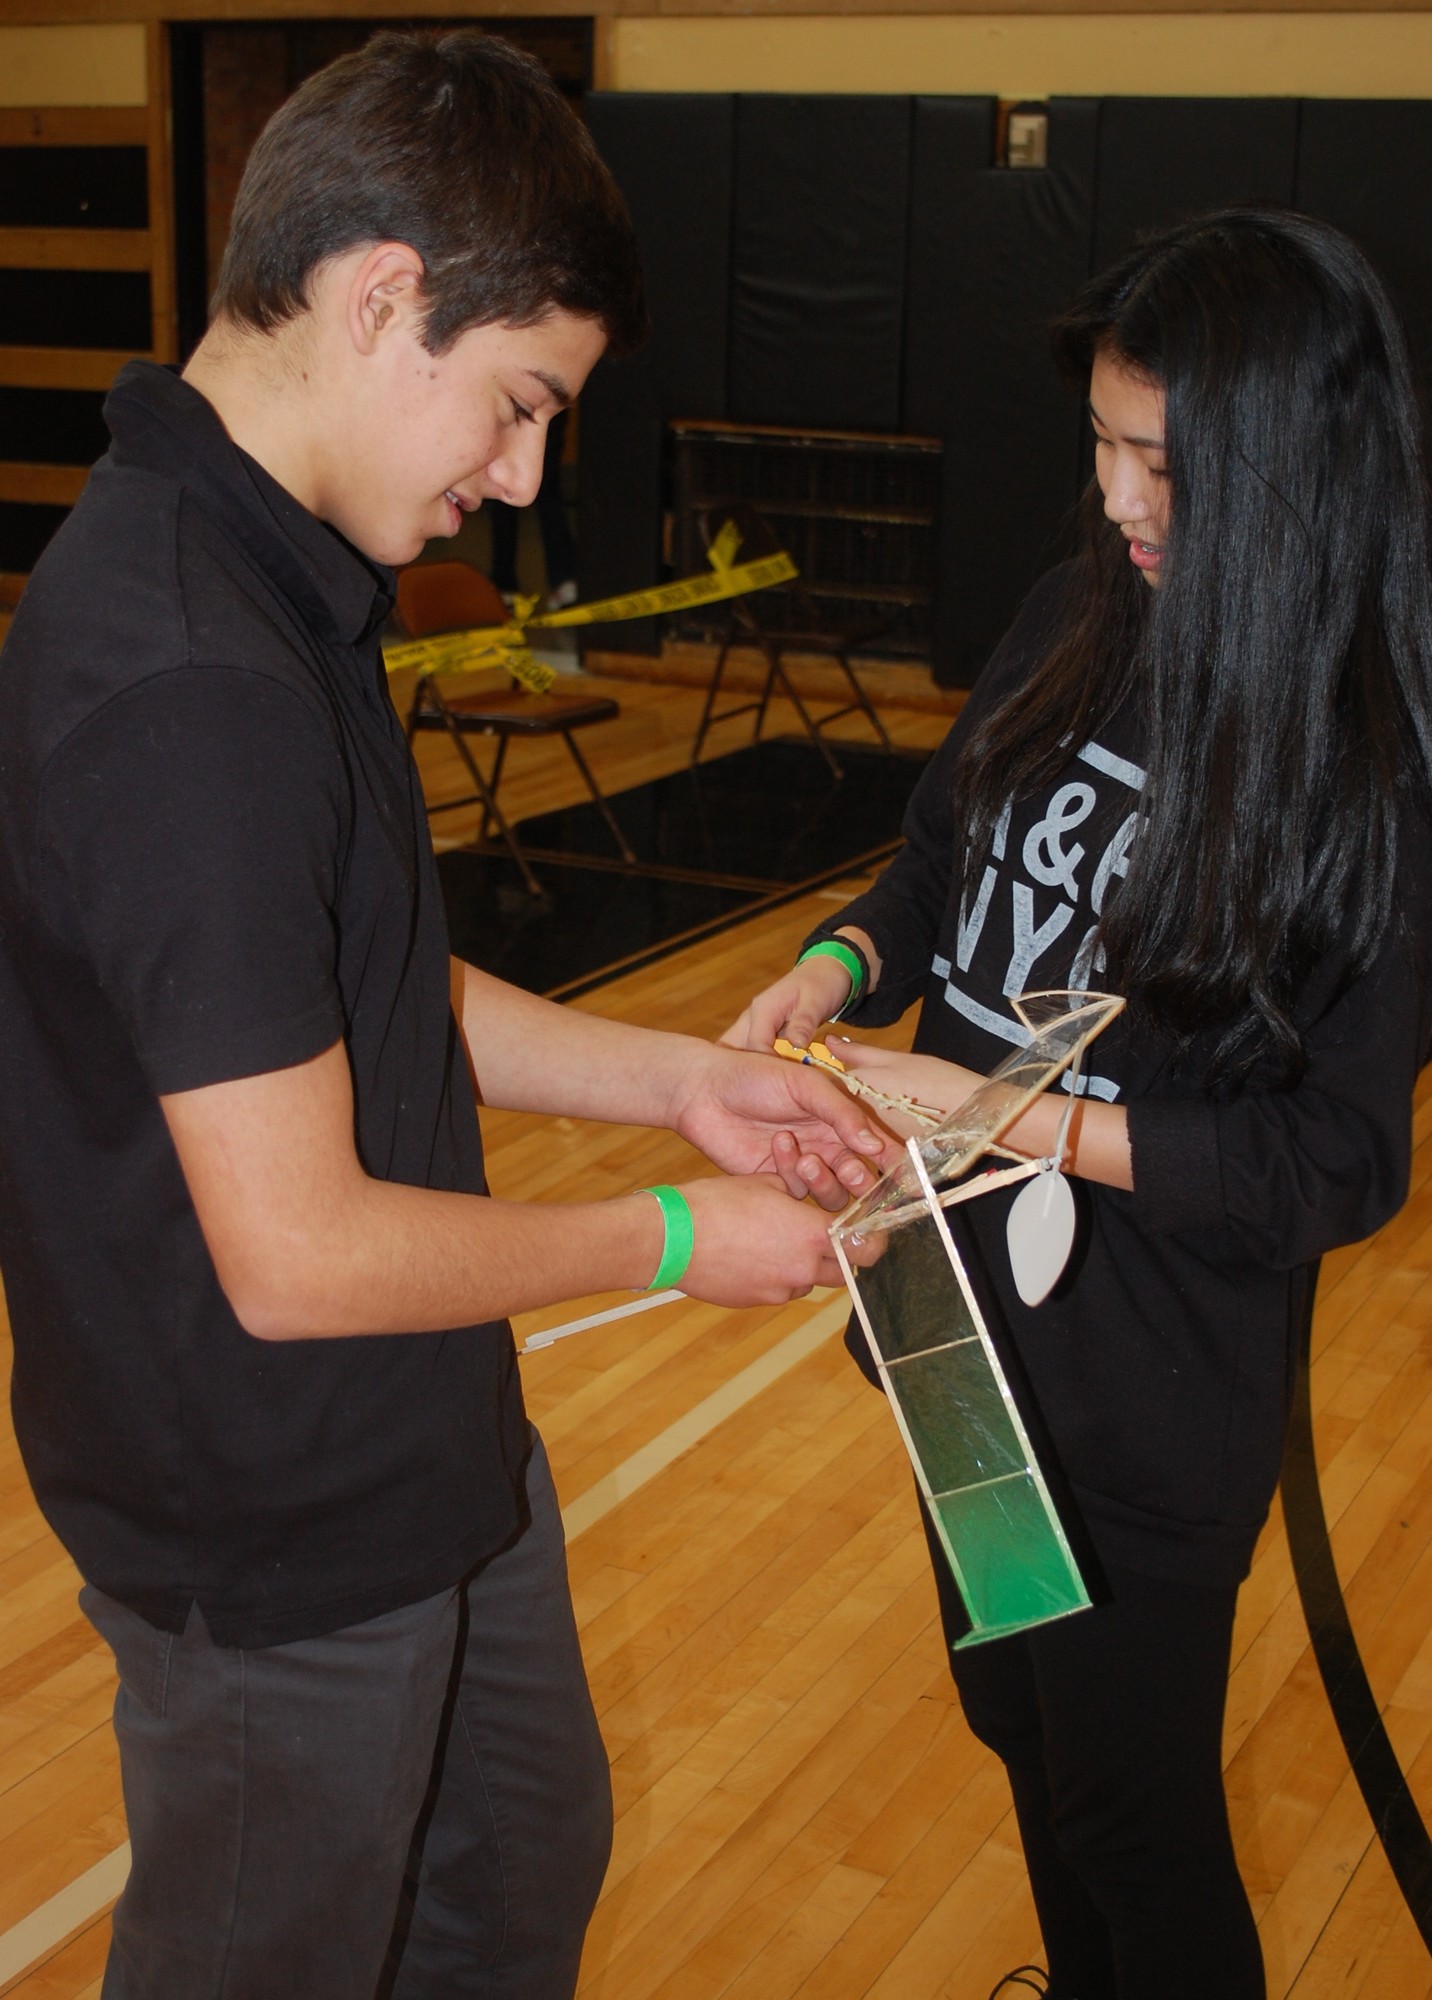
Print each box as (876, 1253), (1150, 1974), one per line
(1126, 1094), (1225, 1237)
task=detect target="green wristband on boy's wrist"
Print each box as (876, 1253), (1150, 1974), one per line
(641, 1184), (695, 1291)
(797, 938), (868, 1020)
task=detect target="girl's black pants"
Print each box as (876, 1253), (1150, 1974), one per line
(923, 1507), (1266, 2000)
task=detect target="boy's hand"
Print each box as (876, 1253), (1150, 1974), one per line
(669, 1043), (898, 1210)
(674, 1175), (861, 1304)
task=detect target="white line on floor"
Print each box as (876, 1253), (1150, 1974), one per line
(558, 1291), (849, 1539)
(0, 1847), (133, 1991)
(0, 1292), (849, 1990)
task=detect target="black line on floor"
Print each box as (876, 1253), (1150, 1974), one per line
(1281, 1281), (1432, 1952)
(543, 842), (899, 1002)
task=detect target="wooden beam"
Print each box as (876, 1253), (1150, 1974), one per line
(6, 0), (1432, 17)
(0, 572), (27, 611)
(0, 463), (89, 506)
(145, 20), (178, 366)
(591, 18), (617, 90)
(0, 107), (148, 147)
(0, 229), (151, 272)
(0, 348), (141, 390)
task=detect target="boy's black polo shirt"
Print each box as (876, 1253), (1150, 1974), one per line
(0, 362), (530, 1647)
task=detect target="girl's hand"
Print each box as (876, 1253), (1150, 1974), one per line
(829, 1037), (1134, 1191)
(721, 955), (857, 1053)
(722, 928), (883, 1053)
(824, 1036), (982, 1123)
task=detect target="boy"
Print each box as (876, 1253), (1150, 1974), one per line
(0, 32), (885, 1997)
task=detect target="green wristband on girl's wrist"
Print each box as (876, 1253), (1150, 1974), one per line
(641, 1184), (695, 1290)
(797, 938), (869, 1020)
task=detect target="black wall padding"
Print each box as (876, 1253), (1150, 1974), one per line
(1094, 99), (1299, 269)
(902, 98), (997, 438)
(574, 394), (665, 653)
(0, 270), (152, 352)
(0, 387), (109, 465)
(586, 94), (733, 418)
(0, 502), (70, 573)
(1296, 102), (1432, 409)
(907, 98), (1097, 687)
(579, 93), (734, 652)
(0, 148), (149, 229)
(728, 96), (911, 432)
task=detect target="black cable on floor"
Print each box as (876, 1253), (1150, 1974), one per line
(1281, 1278), (1432, 1952)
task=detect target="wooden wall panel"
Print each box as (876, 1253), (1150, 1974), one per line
(0, 464), (89, 505)
(0, 347), (134, 390)
(0, 228), (150, 269)
(0, 90), (163, 590)
(146, 19), (177, 365)
(0, 108), (147, 145)
(6, 0), (1432, 19)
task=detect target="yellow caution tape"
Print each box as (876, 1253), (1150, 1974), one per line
(707, 517), (745, 573)
(530, 550), (797, 632)
(384, 623), (555, 693)
(382, 532), (797, 696)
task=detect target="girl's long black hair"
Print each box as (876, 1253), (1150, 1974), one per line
(951, 206), (1432, 1084)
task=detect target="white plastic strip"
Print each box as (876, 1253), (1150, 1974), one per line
(522, 1288), (684, 1352)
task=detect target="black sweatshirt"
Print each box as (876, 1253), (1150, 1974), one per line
(820, 567), (1432, 1586)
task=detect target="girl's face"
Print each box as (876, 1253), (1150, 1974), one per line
(1089, 348), (1170, 587)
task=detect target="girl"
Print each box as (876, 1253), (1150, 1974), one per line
(727, 208), (1432, 1999)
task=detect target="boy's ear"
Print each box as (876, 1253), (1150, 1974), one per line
(348, 242), (427, 355)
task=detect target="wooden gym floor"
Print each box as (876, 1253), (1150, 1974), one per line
(2, 668), (1432, 1997)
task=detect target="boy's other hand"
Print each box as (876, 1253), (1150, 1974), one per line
(669, 1043), (898, 1211)
(676, 1174), (881, 1305)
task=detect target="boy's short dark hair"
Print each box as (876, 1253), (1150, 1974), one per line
(211, 29), (646, 355)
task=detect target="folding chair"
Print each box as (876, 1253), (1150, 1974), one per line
(396, 562), (634, 888)
(690, 503), (895, 774)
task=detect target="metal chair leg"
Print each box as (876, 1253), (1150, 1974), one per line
(769, 648), (843, 779)
(480, 733), (511, 845)
(405, 674), (439, 746)
(560, 731), (637, 865)
(751, 640), (781, 747)
(692, 635), (734, 765)
(408, 678), (542, 890)
(433, 706), (544, 897)
(836, 650), (895, 753)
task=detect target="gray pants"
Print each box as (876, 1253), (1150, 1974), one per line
(83, 1436), (612, 2000)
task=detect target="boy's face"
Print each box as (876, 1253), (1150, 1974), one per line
(323, 308), (607, 567)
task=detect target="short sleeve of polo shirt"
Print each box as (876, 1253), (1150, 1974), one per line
(37, 667), (349, 1095)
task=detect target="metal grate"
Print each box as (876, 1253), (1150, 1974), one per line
(669, 421), (942, 658)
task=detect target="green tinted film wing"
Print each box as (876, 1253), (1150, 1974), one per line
(831, 991), (1122, 1647)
